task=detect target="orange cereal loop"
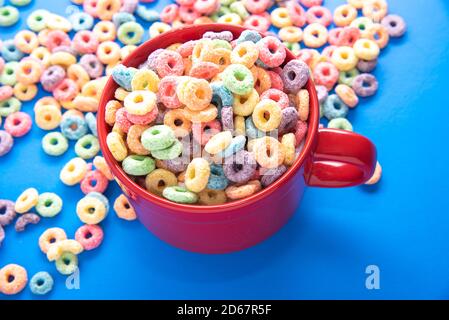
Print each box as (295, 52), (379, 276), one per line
(164, 109), (192, 138)
(296, 89), (310, 121)
(0, 264), (28, 295)
(177, 170), (186, 183)
(113, 194), (137, 221)
(67, 64), (91, 89)
(93, 21), (116, 42)
(194, 17), (214, 24)
(198, 189), (227, 205)
(105, 100), (122, 126)
(93, 156), (114, 180)
(365, 161), (382, 185)
(72, 95), (99, 112)
(225, 180), (261, 200)
(250, 66), (271, 95)
(145, 169), (178, 196)
(97, 0), (121, 21)
(201, 48), (231, 72)
(38, 227), (67, 254)
(126, 125), (151, 155)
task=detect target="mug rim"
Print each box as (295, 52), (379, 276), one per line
(97, 24), (320, 214)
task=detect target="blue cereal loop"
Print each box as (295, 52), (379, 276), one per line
(236, 29), (262, 44)
(112, 12), (136, 29)
(216, 135), (246, 159)
(136, 5), (160, 22)
(60, 115), (88, 140)
(112, 64), (137, 91)
(1, 40), (25, 61)
(69, 12), (94, 31)
(85, 112), (98, 137)
(207, 164), (229, 190)
(323, 94), (349, 121)
(211, 82), (234, 108)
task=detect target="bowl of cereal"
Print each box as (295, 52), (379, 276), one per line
(97, 24), (377, 253)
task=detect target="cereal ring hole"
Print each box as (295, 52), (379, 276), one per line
(287, 71), (296, 81)
(49, 237), (56, 243)
(36, 279), (44, 286)
(90, 179), (97, 187)
(6, 69), (13, 75)
(85, 232), (92, 239)
(2, 11), (10, 17)
(13, 119), (21, 126)
(8, 275), (15, 283)
(44, 199), (53, 207)
(0, 206), (6, 215)
(174, 119), (183, 126)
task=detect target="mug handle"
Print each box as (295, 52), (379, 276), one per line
(304, 128), (377, 188)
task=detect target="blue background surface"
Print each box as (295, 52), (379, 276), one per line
(1, 0), (449, 300)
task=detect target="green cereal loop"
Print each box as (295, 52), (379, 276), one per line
(26, 9), (49, 32)
(283, 41), (301, 52)
(151, 140), (183, 160)
(141, 125), (176, 151)
(10, 0), (32, 6)
(55, 252), (78, 275)
(1, 62), (19, 86)
(338, 68), (360, 87)
(0, 97), (21, 117)
(74, 134), (100, 159)
(328, 118), (353, 131)
(220, 0), (236, 6)
(117, 21), (144, 45)
(42, 132), (69, 156)
(163, 186), (198, 204)
(0, 6), (19, 27)
(222, 64), (254, 96)
(351, 17), (374, 32)
(230, 1), (249, 19)
(211, 39), (232, 50)
(36, 192), (63, 218)
(122, 155), (155, 176)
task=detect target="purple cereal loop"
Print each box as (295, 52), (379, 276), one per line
(278, 107), (298, 135)
(223, 150), (257, 184)
(15, 213), (41, 232)
(315, 85), (328, 104)
(357, 59), (377, 73)
(79, 54), (104, 79)
(281, 59), (310, 94)
(0, 199), (16, 226)
(0, 224), (4, 247)
(162, 157), (188, 173)
(221, 107), (234, 131)
(0, 130), (14, 157)
(352, 73), (378, 97)
(120, 0), (139, 13)
(53, 45), (79, 56)
(381, 14), (406, 38)
(40, 65), (66, 92)
(260, 165), (287, 187)
(203, 31), (234, 42)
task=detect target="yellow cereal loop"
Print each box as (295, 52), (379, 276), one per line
(281, 133), (296, 166)
(67, 64), (91, 89)
(252, 99), (282, 132)
(50, 52), (77, 68)
(331, 46), (359, 71)
(60, 157), (88, 186)
(30, 46), (51, 67)
(334, 4), (358, 27)
(271, 7), (293, 28)
(145, 169), (178, 196)
(76, 196), (107, 225)
(234, 115), (246, 136)
(46, 239), (83, 262)
(354, 39), (380, 61)
(278, 26), (303, 43)
(230, 41), (259, 69)
(233, 89), (259, 116)
(131, 69), (160, 92)
(15, 188), (39, 214)
(149, 22), (172, 38)
(185, 158), (211, 193)
(46, 14), (72, 32)
(124, 90), (157, 115)
(204, 131), (233, 155)
(106, 131), (128, 161)
(35, 104), (62, 130)
(303, 23), (328, 48)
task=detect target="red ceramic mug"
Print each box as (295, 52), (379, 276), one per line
(97, 24), (377, 254)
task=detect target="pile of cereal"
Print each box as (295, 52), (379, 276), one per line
(106, 29), (310, 205)
(0, 0), (406, 295)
